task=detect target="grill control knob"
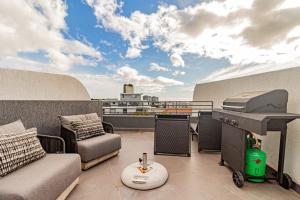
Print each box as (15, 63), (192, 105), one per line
(231, 120), (239, 126)
(224, 117), (230, 123)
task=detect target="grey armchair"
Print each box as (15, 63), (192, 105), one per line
(37, 134), (65, 153)
(60, 121), (113, 153)
(59, 113), (121, 170)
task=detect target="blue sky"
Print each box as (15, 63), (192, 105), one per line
(1, 0), (300, 100)
(65, 0), (229, 81)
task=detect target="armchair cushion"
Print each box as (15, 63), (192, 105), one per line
(0, 120), (25, 135)
(0, 128), (46, 176)
(70, 118), (105, 141)
(58, 113), (99, 127)
(77, 134), (121, 163)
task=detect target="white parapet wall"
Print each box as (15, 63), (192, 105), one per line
(193, 67), (300, 185)
(0, 68), (90, 100)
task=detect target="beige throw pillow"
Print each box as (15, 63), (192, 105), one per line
(0, 128), (46, 176)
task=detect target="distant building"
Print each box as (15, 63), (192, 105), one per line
(151, 96), (159, 102)
(102, 98), (119, 107)
(120, 84), (142, 101)
(123, 84), (134, 94)
(143, 95), (152, 101)
(120, 93), (142, 101)
(103, 84), (160, 115)
(143, 95), (159, 102)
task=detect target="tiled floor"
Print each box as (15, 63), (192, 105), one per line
(68, 132), (300, 200)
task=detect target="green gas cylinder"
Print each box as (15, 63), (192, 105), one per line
(245, 137), (267, 183)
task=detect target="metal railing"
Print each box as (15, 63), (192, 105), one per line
(102, 100), (213, 116)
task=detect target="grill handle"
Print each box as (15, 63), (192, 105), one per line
(221, 105), (245, 110)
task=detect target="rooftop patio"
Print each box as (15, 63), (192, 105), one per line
(2, 1), (300, 199)
(1, 68), (300, 200)
(67, 131), (300, 200)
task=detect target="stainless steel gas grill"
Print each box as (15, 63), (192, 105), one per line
(212, 89), (300, 189)
(222, 90), (288, 113)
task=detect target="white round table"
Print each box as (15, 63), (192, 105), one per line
(121, 162), (168, 190)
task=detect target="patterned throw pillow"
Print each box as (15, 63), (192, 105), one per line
(0, 128), (46, 177)
(70, 118), (105, 141)
(0, 120), (26, 135)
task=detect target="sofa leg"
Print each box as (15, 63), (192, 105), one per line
(56, 177), (79, 200)
(81, 150), (120, 170)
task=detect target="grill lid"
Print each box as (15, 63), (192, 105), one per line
(223, 89), (288, 113)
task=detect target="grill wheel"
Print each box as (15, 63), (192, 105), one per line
(232, 171), (245, 188)
(281, 173), (293, 189)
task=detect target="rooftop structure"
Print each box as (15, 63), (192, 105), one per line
(1, 68), (300, 200)
(120, 93), (143, 101)
(143, 95), (152, 101)
(143, 95), (159, 102)
(2, 1), (300, 199)
(120, 84), (143, 101)
(123, 84), (134, 94)
(0, 68), (90, 100)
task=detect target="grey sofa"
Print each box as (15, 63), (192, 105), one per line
(0, 120), (81, 200)
(59, 113), (121, 170)
(0, 154), (81, 200)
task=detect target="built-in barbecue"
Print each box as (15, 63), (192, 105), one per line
(213, 89), (300, 189)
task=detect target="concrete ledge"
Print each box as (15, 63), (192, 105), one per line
(103, 115), (154, 130)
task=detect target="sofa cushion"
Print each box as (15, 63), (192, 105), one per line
(71, 118), (105, 141)
(0, 120), (25, 135)
(0, 128), (46, 177)
(59, 113), (99, 127)
(77, 134), (121, 163)
(0, 154), (81, 200)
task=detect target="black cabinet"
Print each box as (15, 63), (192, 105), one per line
(197, 112), (222, 151)
(154, 115), (190, 157)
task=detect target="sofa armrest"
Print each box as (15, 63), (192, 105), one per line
(102, 121), (114, 133)
(61, 126), (78, 153)
(37, 134), (65, 153)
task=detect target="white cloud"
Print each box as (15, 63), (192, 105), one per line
(99, 39), (113, 46)
(172, 70), (186, 76)
(156, 76), (184, 86)
(116, 65), (183, 93)
(202, 60), (300, 82)
(72, 73), (121, 99)
(75, 72), (191, 100)
(125, 47), (142, 58)
(149, 63), (169, 72)
(170, 53), (185, 67)
(86, 0), (149, 59)
(0, 0), (102, 71)
(87, 0), (300, 71)
(105, 64), (117, 71)
(0, 56), (48, 72)
(74, 65), (189, 99)
(149, 84), (194, 101)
